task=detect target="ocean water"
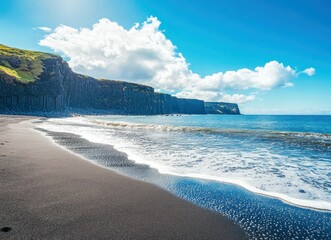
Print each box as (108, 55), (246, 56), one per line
(37, 115), (331, 239)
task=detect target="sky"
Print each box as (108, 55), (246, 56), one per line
(0, 0), (330, 114)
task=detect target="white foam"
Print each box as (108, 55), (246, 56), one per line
(37, 116), (331, 212)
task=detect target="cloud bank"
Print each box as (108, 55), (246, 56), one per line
(39, 17), (314, 103)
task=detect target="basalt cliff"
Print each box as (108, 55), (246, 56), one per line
(0, 44), (240, 115)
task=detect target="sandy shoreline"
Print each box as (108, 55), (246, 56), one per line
(0, 115), (247, 239)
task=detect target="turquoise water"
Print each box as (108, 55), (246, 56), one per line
(88, 114), (331, 209)
(94, 114), (331, 134)
(39, 114), (331, 239)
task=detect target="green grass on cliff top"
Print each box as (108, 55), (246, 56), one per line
(0, 44), (155, 88)
(0, 44), (57, 83)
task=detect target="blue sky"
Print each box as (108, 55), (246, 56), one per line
(1, 0), (330, 114)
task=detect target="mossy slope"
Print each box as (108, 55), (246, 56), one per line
(0, 44), (58, 83)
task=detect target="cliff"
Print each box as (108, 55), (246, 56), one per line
(0, 45), (66, 112)
(204, 102), (241, 114)
(0, 44), (239, 115)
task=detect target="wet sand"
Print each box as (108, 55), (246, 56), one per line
(0, 115), (247, 239)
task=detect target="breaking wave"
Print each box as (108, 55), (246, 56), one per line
(38, 116), (331, 211)
(90, 119), (331, 149)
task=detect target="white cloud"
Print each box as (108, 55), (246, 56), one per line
(219, 93), (256, 103)
(39, 17), (314, 104)
(175, 90), (221, 102)
(302, 67), (315, 76)
(195, 61), (299, 91)
(175, 90), (255, 104)
(37, 27), (52, 32)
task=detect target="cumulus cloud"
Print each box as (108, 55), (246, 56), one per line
(175, 90), (255, 104)
(302, 67), (315, 76)
(37, 27), (52, 32)
(39, 17), (314, 103)
(195, 61), (299, 91)
(220, 93), (256, 103)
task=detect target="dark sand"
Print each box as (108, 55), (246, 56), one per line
(0, 115), (247, 240)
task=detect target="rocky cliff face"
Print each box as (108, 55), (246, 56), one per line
(0, 44), (239, 115)
(62, 73), (206, 115)
(204, 102), (240, 114)
(0, 54), (66, 112)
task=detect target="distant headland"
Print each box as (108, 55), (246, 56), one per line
(0, 44), (240, 115)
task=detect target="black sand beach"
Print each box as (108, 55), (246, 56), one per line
(0, 115), (247, 239)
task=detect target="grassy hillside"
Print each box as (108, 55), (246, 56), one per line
(0, 44), (58, 83)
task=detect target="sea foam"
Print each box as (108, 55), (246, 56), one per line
(37, 115), (331, 211)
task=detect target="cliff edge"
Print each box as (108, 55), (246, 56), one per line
(0, 44), (240, 115)
(204, 102), (241, 114)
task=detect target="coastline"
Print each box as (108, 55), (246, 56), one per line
(33, 115), (331, 240)
(0, 115), (247, 239)
(46, 115), (331, 212)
